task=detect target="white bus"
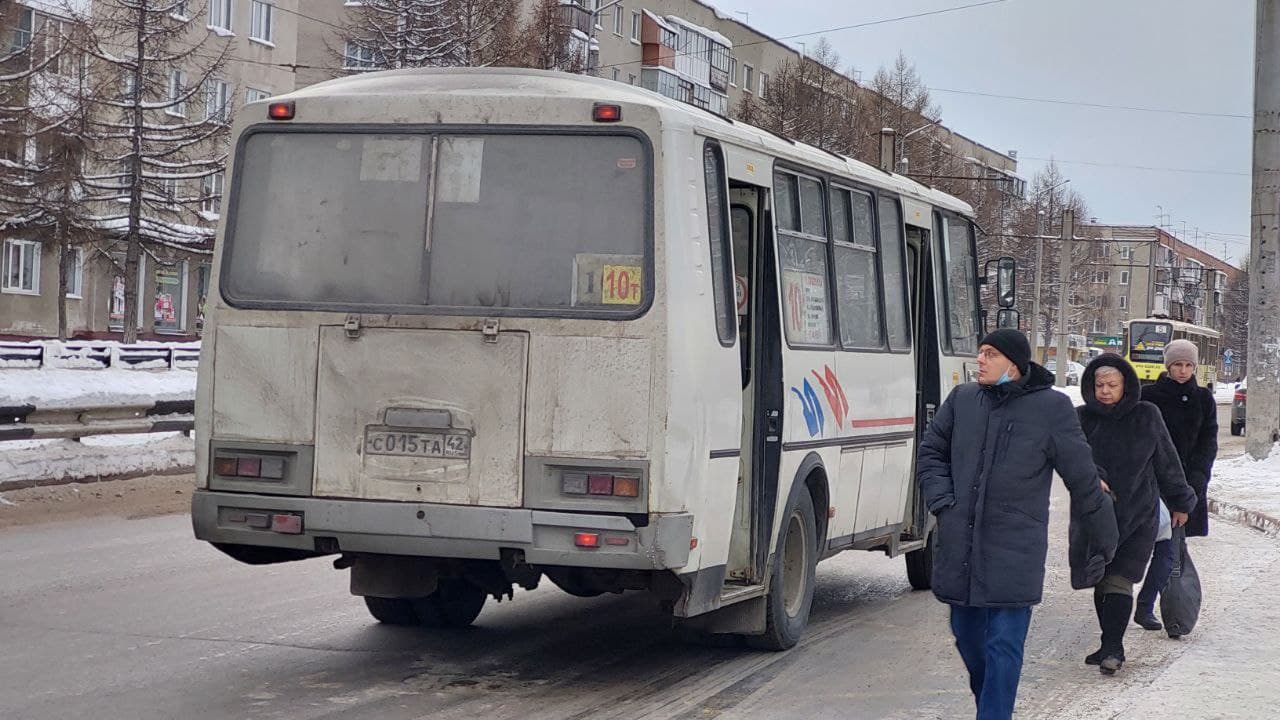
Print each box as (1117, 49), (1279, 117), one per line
(192, 68), (1012, 650)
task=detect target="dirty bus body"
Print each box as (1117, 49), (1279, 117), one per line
(192, 68), (990, 650)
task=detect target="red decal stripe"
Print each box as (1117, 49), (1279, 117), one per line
(849, 416), (916, 428)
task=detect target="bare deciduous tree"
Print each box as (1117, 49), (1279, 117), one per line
(337, 0), (457, 72)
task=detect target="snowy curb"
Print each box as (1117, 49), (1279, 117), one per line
(1208, 496), (1280, 539)
(0, 464), (193, 492)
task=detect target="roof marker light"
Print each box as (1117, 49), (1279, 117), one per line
(592, 103), (622, 123)
(268, 101), (295, 120)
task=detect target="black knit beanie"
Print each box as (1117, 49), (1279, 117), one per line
(979, 328), (1032, 374)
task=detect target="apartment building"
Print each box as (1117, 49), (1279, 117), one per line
(0, 0), (299, 340)
(1083, 224), (1244, 341)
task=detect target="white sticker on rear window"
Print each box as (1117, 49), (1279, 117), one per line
(436, 137), (485, 204)
(359, 136), (423, 183)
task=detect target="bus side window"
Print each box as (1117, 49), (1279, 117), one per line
(775, 170), (834, 347)
(877, 196), (911, 351)
(703, 142), (736, 346)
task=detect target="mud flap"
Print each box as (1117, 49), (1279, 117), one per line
(678, 595), (767, 636)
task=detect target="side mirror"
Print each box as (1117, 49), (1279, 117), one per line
(996, 256), (1016, 309)
(997, 308), (1020, 329)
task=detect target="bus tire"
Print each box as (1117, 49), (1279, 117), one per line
(364, 596), (419, 626)
(905, 529), (935, 591)
(1231, 421), (1244, 436)
(748, 490), (817, 652)
(410, 578), (488, 628)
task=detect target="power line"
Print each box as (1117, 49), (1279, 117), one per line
(929, 87), (1250, 120)
(1018, 154), (1249, 178)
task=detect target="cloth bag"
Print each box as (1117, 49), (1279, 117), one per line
(1160, 526), (1201, 638)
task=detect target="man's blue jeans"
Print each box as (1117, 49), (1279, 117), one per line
(949, 605), (1034, 720)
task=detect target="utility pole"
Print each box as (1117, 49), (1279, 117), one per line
(1029, 210), (1045, 354)
(1055, 210), (1075, 387)
(1249, 0), (1280, 459)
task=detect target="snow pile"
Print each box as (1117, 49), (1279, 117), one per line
(0, 433), (194, 489)
(1209, 443), (1280, 523)
(0, 368), (195, 409)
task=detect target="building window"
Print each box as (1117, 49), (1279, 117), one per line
(343, 41), (377, 70)
(64, 247), (83, 298)
(628, 73), (636, 85)
(202, 172), (224, 216)
(153, 261), (187, 332)
(250, 1), (275, 44)
(3, 239), (41, 295)
(759, 71), (768, 96)
(1092, 269), (1110, 284)
(1119, 295), (1128, 310)
(631, 10), (641, 42)
(1119, 243), (1132, 260)
(167, 69), (187, 117)
(246, 87), (271, 103)
(11, 8), (33, 52)
(107, 253), (145, 330)
(159, 175), (179, 201)
(743, 64), (754, 94)
(611, 67), (619, 82)
(205, 79), (230, 122)
(1093, 319), (1105, 333)
(1120, 270), (1130, 285)
(613, 5), (624, 35)
(209, 0), (232, 31)
(196, 263), (211, 331)
(729, 56), (738, 86)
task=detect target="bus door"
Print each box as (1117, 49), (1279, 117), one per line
(724, 178), (783, 586)
(904, 218), (942, 540)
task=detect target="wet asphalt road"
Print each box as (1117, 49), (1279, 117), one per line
(0, 413), (1262, 720)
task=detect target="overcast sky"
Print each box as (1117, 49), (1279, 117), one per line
(720, 0), (1253, 265)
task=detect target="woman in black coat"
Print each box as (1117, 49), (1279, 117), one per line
(1077, 355), (1198, 675)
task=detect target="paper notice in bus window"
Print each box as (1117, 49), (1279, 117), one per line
(572, 253), (643, 306)
(782, 270), (829, 343)
(359, 137), (423, 183)
(436, 137), (485, 203)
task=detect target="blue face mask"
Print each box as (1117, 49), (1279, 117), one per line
(996, 368), (1014, 385)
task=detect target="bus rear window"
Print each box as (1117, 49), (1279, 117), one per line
(1129, 321), (1172, 364)
(221, 131), (650, 315)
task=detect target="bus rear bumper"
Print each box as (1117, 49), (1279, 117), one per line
(191, 490), (693, 570)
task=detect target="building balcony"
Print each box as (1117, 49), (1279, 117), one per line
(559, 3), (594, 38)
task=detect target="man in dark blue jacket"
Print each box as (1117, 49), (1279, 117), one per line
(918, 329), (1116, 720)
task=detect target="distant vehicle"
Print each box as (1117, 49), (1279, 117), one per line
(1232, 377), (1247, 436)
(1044, 359), (1084, 386)
(1123, 317), (1220, 392)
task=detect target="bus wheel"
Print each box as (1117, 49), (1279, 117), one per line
(363, 596), (418, 626)
(410, 578), (488, 628)
(905, 529), (935, 591)
(1231, 421), (1244, 436)
(748, 490), (817, 651)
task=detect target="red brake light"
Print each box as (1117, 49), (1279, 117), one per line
(1235, 391), (1246, 402)
(587, 474), (614, 495)
(268, 101), (295, 120)
(574, 532), (601, 548)
(592, 103), (622, 122)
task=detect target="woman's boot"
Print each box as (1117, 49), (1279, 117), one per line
(1099, 593), (1133, 675)
(1085, 589), (1106, 665)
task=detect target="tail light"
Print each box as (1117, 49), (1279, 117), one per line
(214, 454), (287, 480)
(1234, 390), (1246, 403)
(574, 532), (601, 548)
(562, 471), (641, 498)
(268, 100), (295, 120)
(592, 103), (622, 122)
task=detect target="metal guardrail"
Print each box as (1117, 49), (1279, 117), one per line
(0, 341), (199, 370)
(0, 400), (195, 442)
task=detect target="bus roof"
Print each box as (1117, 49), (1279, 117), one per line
(1125, 317), (1221, 338)
(280, 67), (976, 219)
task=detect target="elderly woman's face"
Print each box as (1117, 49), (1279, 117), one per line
(1095, 369), (1125, 406)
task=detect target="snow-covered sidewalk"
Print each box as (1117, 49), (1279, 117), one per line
(1208, 443), (1280, 529)
(0, 367), (195, 409)
(0, 433), (195, 490)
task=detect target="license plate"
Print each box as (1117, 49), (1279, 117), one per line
(364, 430), (471, 459)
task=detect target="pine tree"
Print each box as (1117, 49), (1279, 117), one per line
(68, 0), (232, 342)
